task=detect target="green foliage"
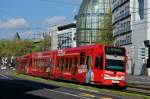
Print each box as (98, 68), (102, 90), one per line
(0, 37), (51, 57)
(96, 9), (114, 46)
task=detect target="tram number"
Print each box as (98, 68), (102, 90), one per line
(112, 80), (119, 83)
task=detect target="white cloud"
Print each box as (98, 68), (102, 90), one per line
(44, 16), (67, 26)
(0, 18), (28, 29)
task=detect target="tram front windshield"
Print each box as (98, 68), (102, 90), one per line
(105, 47), (125, 72)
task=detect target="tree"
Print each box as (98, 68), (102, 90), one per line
(96, 9), (114, 45)
(0, 34), (51, 58)
(32, 33), (51, 52)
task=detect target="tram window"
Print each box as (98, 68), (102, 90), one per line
(86, 56), (92, 69)
(62, 58), (64, 64)
(39, 59), (42, 66)
(59, 58), (62, 67)
(74, 57), (78, 65)
(34, 59), (36, 66)
(37, 59), (40, 67)
(43, 59), (45, 66)
(80, 52), (85, 65)
(57, 59), (60, 68)
(65, 58), (69, 69)
(61, 58), (64, 71)
(42, 59), (45, 66)
(86, 56), (92, 64)
(40, 59), (42, 66)
(95, 56), (103, 69)
(48, 58), (52, 67)
(68, 58), (72, 70)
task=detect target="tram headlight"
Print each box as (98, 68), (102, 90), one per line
(104, 74), (110, 79)
(120, 76), (125, 80)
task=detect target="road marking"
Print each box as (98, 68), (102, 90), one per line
(44, 88), (90, 99)
(79, 88), (99, 93)
(102, 97), (112, 99)
(79, 87), (127, 99)
(79, 93), (96, 98)
(0, 74), (10, 79)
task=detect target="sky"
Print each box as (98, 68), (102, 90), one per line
(0, 0), (82, 39)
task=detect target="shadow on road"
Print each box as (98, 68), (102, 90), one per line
(0, 78), (59, 99)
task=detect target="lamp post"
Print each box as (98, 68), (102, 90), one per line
(144, 40), (150, 76)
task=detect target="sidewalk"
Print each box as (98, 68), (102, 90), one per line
(126, 75), (150, 85)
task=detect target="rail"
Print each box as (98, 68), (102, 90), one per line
(126, 83), (150, 96)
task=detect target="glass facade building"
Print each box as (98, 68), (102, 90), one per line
(76, 0), (111, 46)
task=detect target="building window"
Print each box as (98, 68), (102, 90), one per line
(138, 0), (144, 19)
(77, 0), (111, 46)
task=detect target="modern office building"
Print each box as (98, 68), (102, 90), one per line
(112, 0), (150, 75)
(50, 23), (76, 50)
(76, 0), (111, 46)
(57, 23), (76, 49)
(112, 0), (131, 46)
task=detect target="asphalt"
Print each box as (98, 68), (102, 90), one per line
(2, 68), (150, 99)
(0, 70), (128, 99)
(126, 75), (150, 85)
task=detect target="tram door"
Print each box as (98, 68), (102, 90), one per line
(85, 50), (94, 84)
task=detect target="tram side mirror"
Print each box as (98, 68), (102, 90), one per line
(144, 40), (150, 47)
(147, 59), (150, 68)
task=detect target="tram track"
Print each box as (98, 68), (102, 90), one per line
(3, 70), (150, 98)
(126, 84), (150, 96)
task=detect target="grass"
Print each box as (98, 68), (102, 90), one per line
(10, 72), (150, 99)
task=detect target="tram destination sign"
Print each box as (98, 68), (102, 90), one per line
(105, 46), (125, 56)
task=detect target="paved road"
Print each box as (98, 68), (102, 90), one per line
(0, 72), (127, 99)
(127, 75), (150, 85)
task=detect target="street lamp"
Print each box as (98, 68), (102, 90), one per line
(144, 40), (150, 76)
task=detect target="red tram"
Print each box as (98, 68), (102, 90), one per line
(16, 53), (32, 75)
(16, 44), (127, 87)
